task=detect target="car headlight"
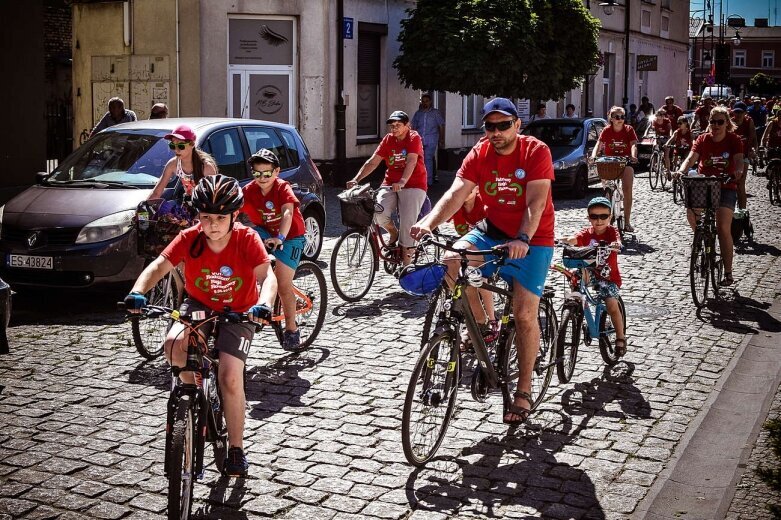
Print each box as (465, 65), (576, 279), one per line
(76, 209), (135, 244)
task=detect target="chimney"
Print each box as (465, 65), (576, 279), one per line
(755, 18), (769, 27)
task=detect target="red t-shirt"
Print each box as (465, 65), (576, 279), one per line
(652, 118), (672, 137)
(241, 178), (305, 238)
(691, 132), (744, 190)
(672, 129), (694, 149)
(695, 105), (712, 129)
(598, 125), (638, 157)
(574, 225), (622, 287)
(375, 130), (427, 191)
(664, 104), (684, 124)
(732, 117), (753, 153)
(457, 135), (555, 246)
(450, 196), (486, 236)
(161, 223), (270, 312)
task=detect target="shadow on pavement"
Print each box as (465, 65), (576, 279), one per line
(700, 292), (781, 334)
(734, 239), (781, 257)
(331, 290), (428, 320)
(126, 358), (170, 390)
(9, 286), (126, 326)
(246, 347), (329, 421)
(560, 362), (652, 422)
(191, 475), (250, 519)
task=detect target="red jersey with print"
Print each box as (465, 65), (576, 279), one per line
(241, 178), (305, 238)
(732, 117), (753, 153)
(691, 132), (743, 190)
(767, 123), (781, 148)
(457, 135), (555, 246)
(574, 225), (622, 287)
(652, 118), (672, 137)
(598, 125), (638, 157)
(162, 223), (270, 312)
(672, 129), (694, 150)
(375, 130), (427, 191)
(450, 196), (486, 236)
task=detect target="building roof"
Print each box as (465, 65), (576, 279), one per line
(706, 25), (781, 39)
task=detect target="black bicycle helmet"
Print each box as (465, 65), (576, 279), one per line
(191, 175), (244, 214)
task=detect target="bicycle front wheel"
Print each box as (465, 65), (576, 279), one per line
(286, 261), (328, 350)
(673, 178), (683, 205)
(168, 397), (196, 520)
(401, 330), (460, 466)
(420, 283), (450, 348)
(599, 296), (626, 366)
(330, 229), (377, 302)
(689, 229), (709, 308)
(659, 158), (668, 190)
(132, 271), (181, 360)
(555, 306), (580, 384)
(770, 167), (781, 204)
(649, 152), (660, 189)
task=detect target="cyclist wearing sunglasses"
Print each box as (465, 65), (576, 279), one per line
(125, 175), (277, 476)
(674, 106), (744, 286)
(664, 116), (694, 177)
(411, 97), (556, 425)
(240, 148), (307, 350)
(560, 196), (626, 356)
(149, 124), (218, 201)
(590, 106), (639, 232)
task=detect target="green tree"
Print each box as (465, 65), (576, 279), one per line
(750, 73), (778, 96)
(393, 0), (601, 101)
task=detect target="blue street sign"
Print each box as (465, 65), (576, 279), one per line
(343, 17), (353, 39)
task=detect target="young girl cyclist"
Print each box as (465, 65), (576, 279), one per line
(149, 124), (218, 201)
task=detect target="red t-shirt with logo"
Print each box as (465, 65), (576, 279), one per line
(598, 125), (638, 157)
(574, 225), (622, 287)
(162, 223), (270, 312)
(375, 130), (427, 191)
(691, 132), (744, 190)
(672, 129), (694, 149)
(241, 178), (305, 238)
(450, 196), (486, 236)
(457, 135), (555, 246)
(652, 118), (672, 137)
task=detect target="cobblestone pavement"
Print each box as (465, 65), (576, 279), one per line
(1, 170), (780, 519)
(725, 382), (781, 519)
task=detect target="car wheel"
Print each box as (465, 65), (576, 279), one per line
(570, 167), (588, 199)
(302, 207), (324, 261)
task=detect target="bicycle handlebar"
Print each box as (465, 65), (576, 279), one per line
(421, 234), (510, 260)
(117, 302), (253, 324)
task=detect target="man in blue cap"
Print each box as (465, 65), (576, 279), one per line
(412, 97), (555, 426)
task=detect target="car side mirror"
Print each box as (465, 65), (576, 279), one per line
(36, 171), (49, 185)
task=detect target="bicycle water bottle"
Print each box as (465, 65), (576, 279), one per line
(466, 266), (483, 287)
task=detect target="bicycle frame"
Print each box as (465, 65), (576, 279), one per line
(550, 264), (606, 340)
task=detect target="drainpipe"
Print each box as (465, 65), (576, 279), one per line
(335, 0), (347, 181)
(123, 1), (131, 47)
(622, 0), (630, 111)
(176, 0), (180, 116)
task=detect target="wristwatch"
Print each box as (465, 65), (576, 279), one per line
(277, 233), (286, 241)
(517, 233), (530, 244)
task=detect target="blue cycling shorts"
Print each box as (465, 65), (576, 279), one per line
(254, 227), (306, 271)
(459, 229), (554, 297)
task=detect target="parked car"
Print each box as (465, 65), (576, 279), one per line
(702, 84), (733, 99)
(0, 118), (326, 288)
(521, 117), (607, 198)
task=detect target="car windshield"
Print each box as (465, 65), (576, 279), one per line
(50, 130), (172, 186)
(523, 123), (583, 147)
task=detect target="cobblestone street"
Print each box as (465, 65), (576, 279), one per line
(1, 171), (780, 519)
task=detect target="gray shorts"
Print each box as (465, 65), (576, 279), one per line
(720, 189), (737, 210)
(374, 187), (427, 248)
(179, 298), (255, 363)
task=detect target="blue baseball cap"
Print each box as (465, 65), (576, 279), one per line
(481, 98), (518, 120)
(587, 196), (612, 210)
(732, 102), (747, 112)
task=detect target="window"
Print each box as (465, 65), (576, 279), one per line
(661, 0), (672, 9)
(205, 128), (245, 180)
(641, 9), (651, 32)
(277, 129), (301, 168)
(357, 23), (387, 140)
(763, 50), (775, 68)
(462, 94), (484, 129)
(243, 127), (291, 171)
(734, 49), (746, 68)
(661, 15), (670, 37)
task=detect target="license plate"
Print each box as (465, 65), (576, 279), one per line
(8, 254), (53, 270)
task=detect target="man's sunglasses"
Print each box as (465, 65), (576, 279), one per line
(709, 119), (727, 125)
(168, 142), (190, 150)
(483, 120), (514, 132)
(588, 213), (611, 221)
(252, 169), (275, 178)
(611, 115), (625, 120)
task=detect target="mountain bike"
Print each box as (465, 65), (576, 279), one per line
(549, 243), (626, 383)
(400, 237), (557, 466)
(120, 304), (256, 519)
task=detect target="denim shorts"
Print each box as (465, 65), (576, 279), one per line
(459, 229), (554, 297)
(255, 227), (306, 271)
(720, 189), (737, 210)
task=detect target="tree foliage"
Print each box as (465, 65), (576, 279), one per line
(393, 0), (601, 101)
(750, 73), (778, 96)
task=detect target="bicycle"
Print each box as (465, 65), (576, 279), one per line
(549, 243), (627, 383)
(764, 146), (781, 205)
(669, 145), (690, 205)
(681, 173), (729, 308)
(594, 157), (629, 239)
(648, 136), (668, 190)
(120, 303), (255, 519)
(131, 270), (184, 359)
(330, 186), (433, 302)
(400, 237), (557, 466)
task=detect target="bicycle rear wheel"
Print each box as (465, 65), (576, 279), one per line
(555, 305), (580, 383)
(168, 397), (195, 520)
(649, 152), (660, 189)
(281, 260), (328, 350)
(689, 229), (709, 308)
(599, 296), (626, 366)
(330, 229), (377, 302)
(132, 271), (181, 360)
(401, 330), (460, 466)
(499, 318), (554, 413)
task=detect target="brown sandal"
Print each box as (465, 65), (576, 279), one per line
(615, 338), (627, 357)
(504, 390), (533, 425)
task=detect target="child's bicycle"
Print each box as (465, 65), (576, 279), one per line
(119, 303), (257, 519)
(549, 242), (627, 383)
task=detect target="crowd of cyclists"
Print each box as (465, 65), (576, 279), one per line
(118, 89), (779, 480)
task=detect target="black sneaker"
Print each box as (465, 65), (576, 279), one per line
(223, 447), (248, 477)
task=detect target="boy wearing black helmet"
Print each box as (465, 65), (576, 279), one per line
(125, 175), (278, 476)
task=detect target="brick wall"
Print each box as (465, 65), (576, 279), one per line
(44, 0), (71, 83)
